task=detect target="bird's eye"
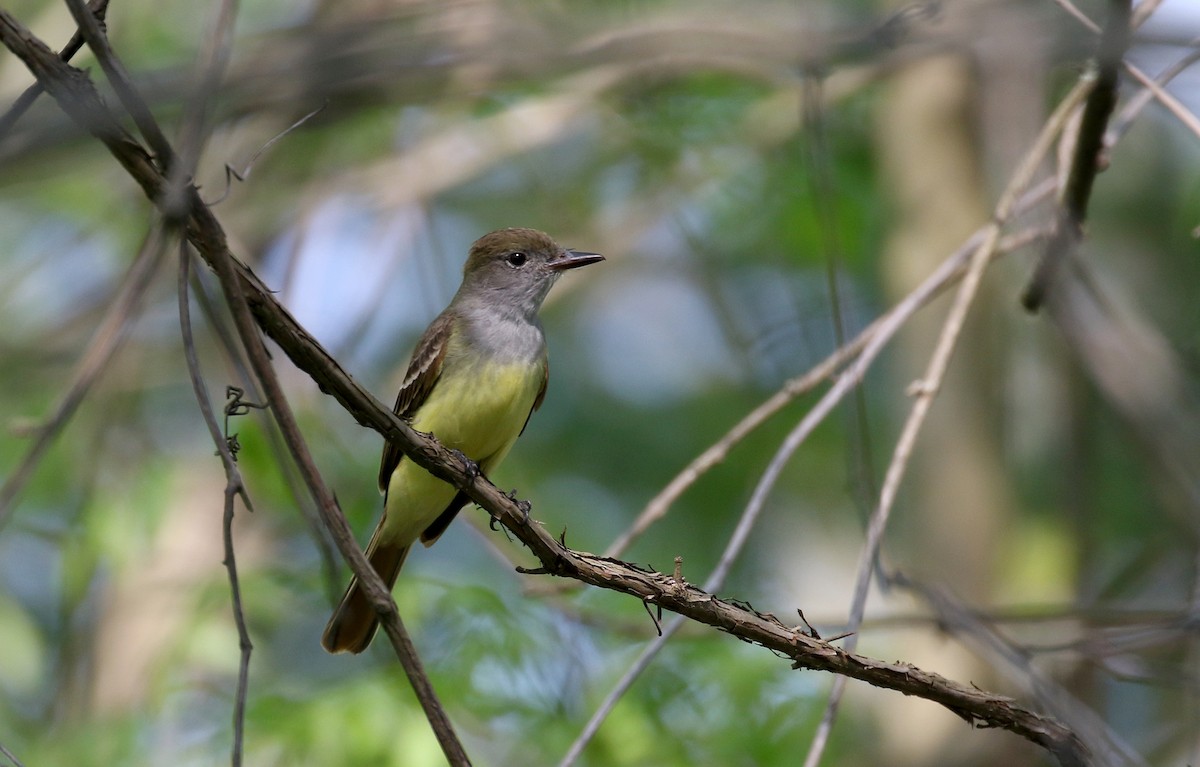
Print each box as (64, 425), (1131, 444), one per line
(506, 252), (528, 267)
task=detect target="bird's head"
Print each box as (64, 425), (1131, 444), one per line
(457, 228), (603, 316)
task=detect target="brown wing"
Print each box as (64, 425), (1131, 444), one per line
(377, 311), (455, 493)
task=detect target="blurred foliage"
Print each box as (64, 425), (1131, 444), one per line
(3, 1), (1200, 766)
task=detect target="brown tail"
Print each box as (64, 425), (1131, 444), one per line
(321, 527), (410, 654)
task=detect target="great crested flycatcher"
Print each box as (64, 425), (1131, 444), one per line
(321, 228), (603, 654)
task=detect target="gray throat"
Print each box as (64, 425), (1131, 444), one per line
(456, 300), (547, 365)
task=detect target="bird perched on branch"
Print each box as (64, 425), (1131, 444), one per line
(322, 227), (603, 654)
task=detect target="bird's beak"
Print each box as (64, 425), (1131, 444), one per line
(549, 249), (605, 271)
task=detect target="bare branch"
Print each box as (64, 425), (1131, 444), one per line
(1052, 0), (1200, 146)
(168, 0), (240, 217)
(1120, 60), (1200, 143)
(0, 740), (25, 767)
(605, 192), (1056, 562)
(194, 125), (474, 767)
(178, 242), (254, 767)
(172, 4), (256, 758)
(0, 11), (471, 764)
(894, 573), (1150, 767)
(62, 0), (177, 174)
(564, 220), (1056, 762)
(0, 219), (167, 532)
(0, 0), (108, 140)
(234, 207), (1081, 761)
(0, 11), (1094, 764)
(1022, 0), (1131, 310)
(802, 71), (1096, 766)
(188, 267), (342, 601)
(1131, 0), (1166, 29)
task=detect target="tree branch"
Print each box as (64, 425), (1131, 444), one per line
(62, 0), (176, 173)
(0, 739), (25, 767)
(0, 11), (471, 765)
(0, 0), (108, 140)
(0, 210), (167, 532)
(1022, 0), (1131, 311)
(0, 11), (1089, 765)
(178, 242), (254, 767)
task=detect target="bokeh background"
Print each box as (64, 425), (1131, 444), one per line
(2, 0), (1200, 765)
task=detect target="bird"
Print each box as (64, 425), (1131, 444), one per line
(321, 227), (603, 653)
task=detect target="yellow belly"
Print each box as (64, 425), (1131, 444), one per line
(410, 361), (541, 460)
(381, 359), (543, 546)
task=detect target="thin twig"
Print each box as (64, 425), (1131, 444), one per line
(861, 77), (1092, 622)
(206, 104), (326, 206)
(191, 269), (342, 602)
(1049, 0), (1101, 32)
(804, 74), (1097, 767)
(894, 573), (1150, 767)
(602, 333), (856, 559)
(199, 161), (473, 767)
(1050, 0), (1160, 33)
(62, 0), (176, 170)
(1052, 0), (1200, 146)
(178, 242), (254, 767)
(0, 16), (1090, 763)
(172, 6), (254, 760)
(0, 12), (471, 763)
(0, 740), (25, 767)
(1131, 0), (1165, 29)
(1110, 41), (1200, 140)
(801, 67), (879, 516)
(0, 0), (109, 141)
(0, 221), (167, 532)
(562, 223), (1055, 765)
(603, 182), (1055, 562)
(165, 0), (239, 217)
(1120, 60), (1200, 141)
(1022, 0), (1131, 311)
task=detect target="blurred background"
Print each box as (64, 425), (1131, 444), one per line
(2, 0), (1200, 765)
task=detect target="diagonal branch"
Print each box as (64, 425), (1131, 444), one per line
(0, 10), (471, 765)
(1022, 0), (1131, 310)
(0, 11), (1089, 765)
(561, 223), (1054, 766)
(201, 156), (1094, 766)
(893, 572), (1150, 767)
(0, 741), (24, 767)
(190, 267), (343, 602)
(603, 183), (1056, 561)
(178, 241), (255, 767)
(0, 0), (108, 140)
(803, 72), (1098, 767)
(0, 216), (167, 532)
(62, 0), (177, 173)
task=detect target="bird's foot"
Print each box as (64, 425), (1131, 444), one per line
(504, 489), (532, 521)
(451, 449), (480, 480)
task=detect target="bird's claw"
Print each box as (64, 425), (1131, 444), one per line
(504, 489), (532, 521)
(451, 449), (480, 480)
